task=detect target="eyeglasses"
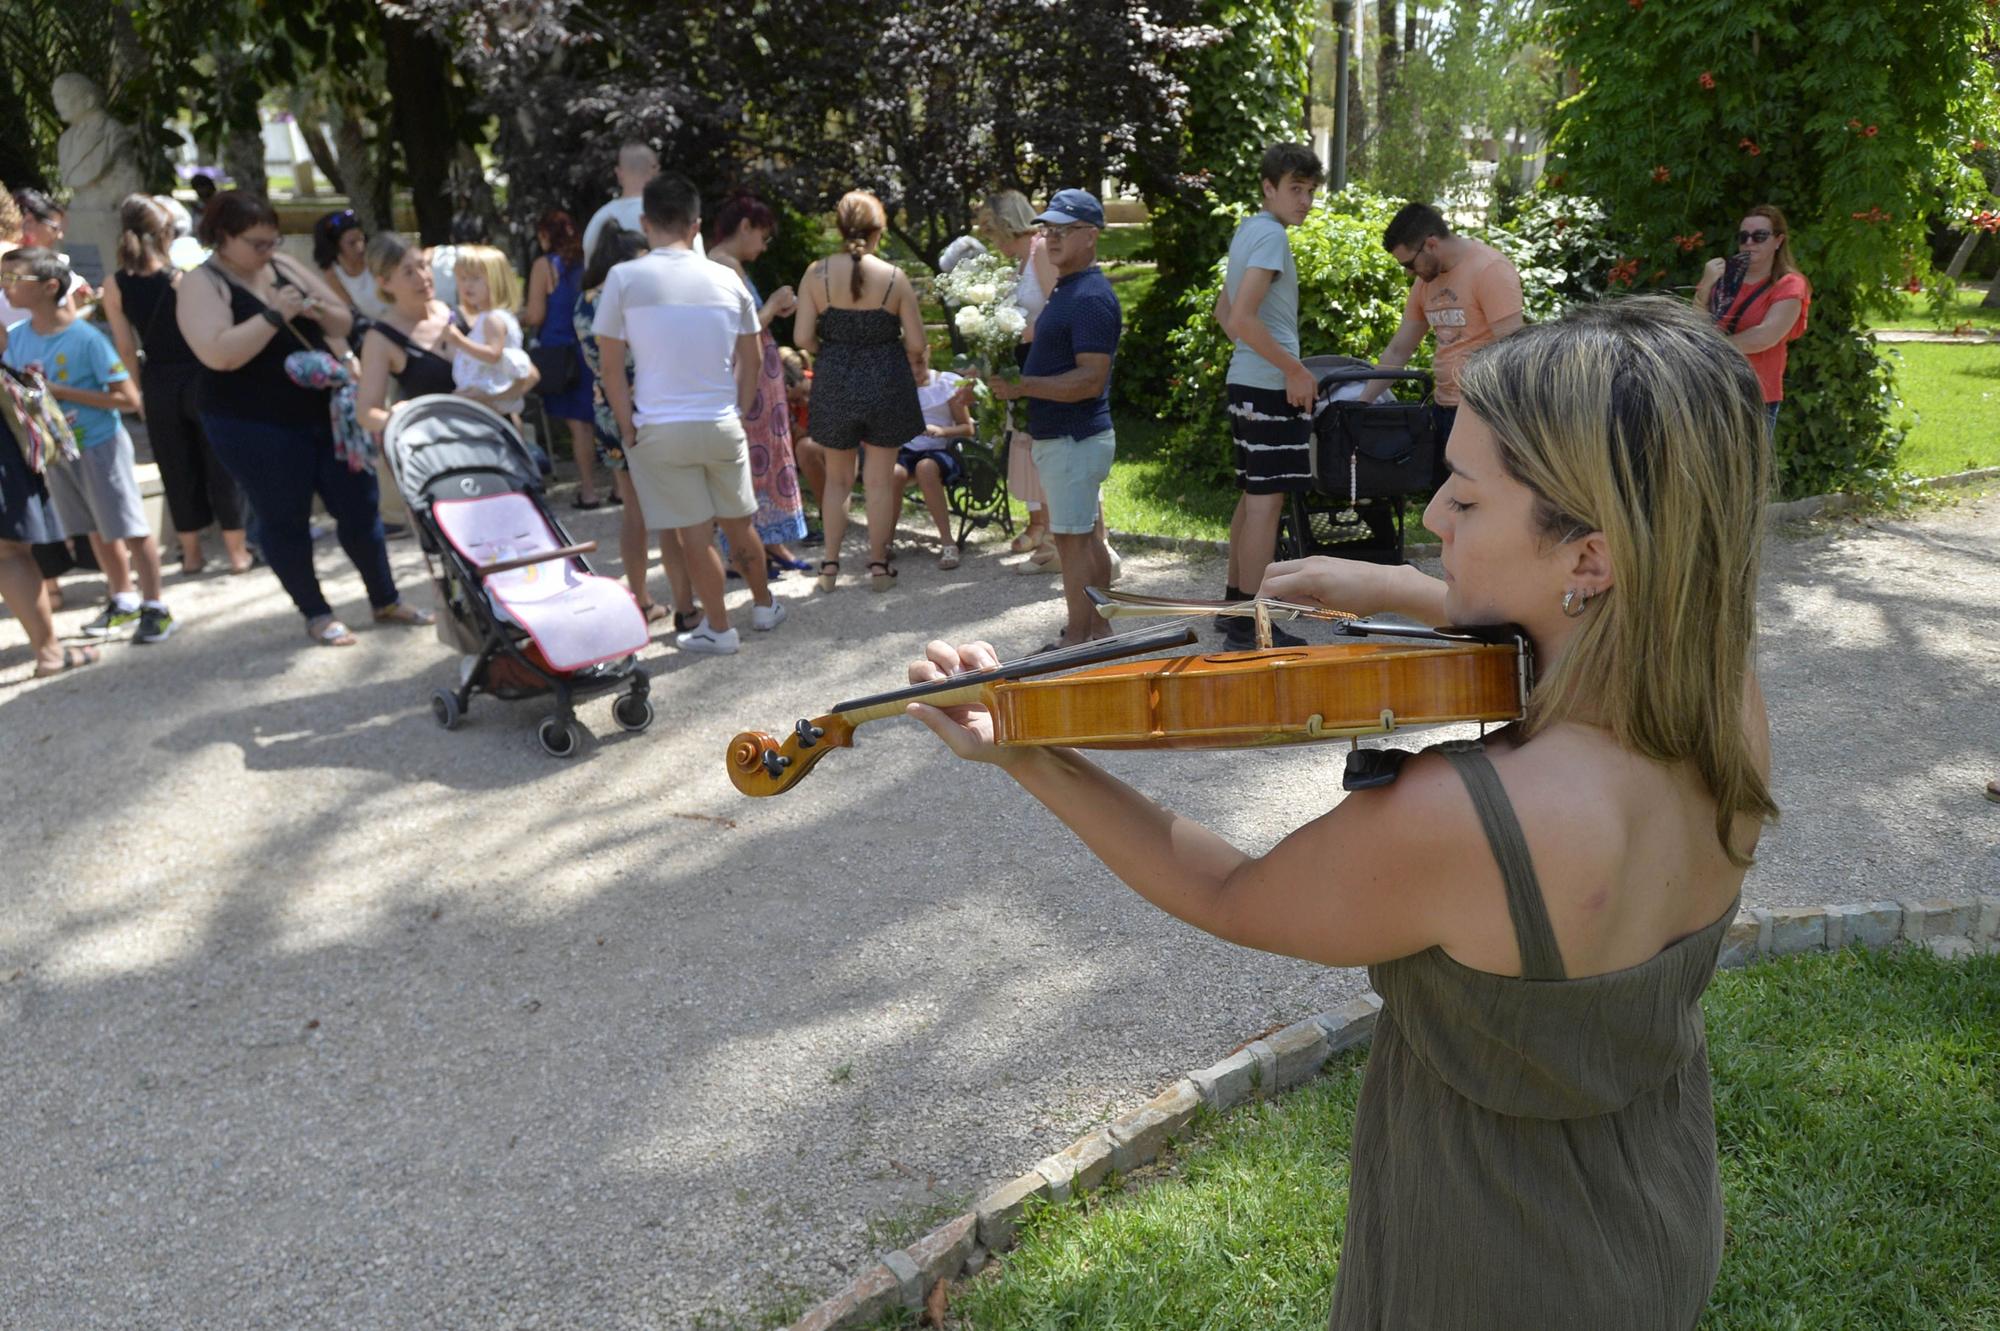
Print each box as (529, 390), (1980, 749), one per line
(238, 236), (281, 254)
(0, 272), (29, 284)
(1736, 229), (1775, 245)
(1039, 222), (1092, 240)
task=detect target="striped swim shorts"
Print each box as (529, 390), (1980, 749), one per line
(1227, 382), (1314, 495)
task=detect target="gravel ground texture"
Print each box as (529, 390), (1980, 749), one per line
(2, 487), (1995, 1330)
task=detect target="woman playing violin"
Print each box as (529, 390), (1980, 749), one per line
(907, 296), (1775, 1329)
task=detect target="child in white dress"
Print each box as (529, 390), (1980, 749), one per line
(445, 245), (535, 420)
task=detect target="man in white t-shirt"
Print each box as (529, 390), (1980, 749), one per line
(580, 142), (707, 264)
(593, 173), (781, 655)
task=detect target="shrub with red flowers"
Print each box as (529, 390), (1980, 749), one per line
(1544, 0), (2000, 498)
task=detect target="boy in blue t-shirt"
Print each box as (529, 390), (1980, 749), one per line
(1213, 143), (1323, 650)
(1, 247), (173, 641)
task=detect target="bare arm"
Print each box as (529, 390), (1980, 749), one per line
(175, 268), (289, 372)
(355, 328), (402, 435)
(1224, 266), (1316, 409)
(274, 254), (353, 342)
(446, 315), (507, 365)
(1363, 308), (1430, 402)
(1211, 286), (1231, 333)
(894, 269), (926, 375)
(1731, 298), (1802, 354)
(1259, 556), (1448, 621)
(904, 641), (1478, 969)
(993, 351), (1110, 404)
(1692, 257), (1726, 311)
(600, 336), (636, 445)
(792, 265), (821, 354)
(734, 331), (763, 416)
(522, 257), (552, 333)
(99, 275), (142, 379)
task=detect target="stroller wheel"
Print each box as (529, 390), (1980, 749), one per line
(431, 688), (463, 731)
(612, 693), (655, 733)
(537, 716), (582, 758)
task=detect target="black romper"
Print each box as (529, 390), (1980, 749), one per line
(807, 262), (923, 451)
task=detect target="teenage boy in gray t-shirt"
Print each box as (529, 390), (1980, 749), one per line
(1213, 143), (1322, 649)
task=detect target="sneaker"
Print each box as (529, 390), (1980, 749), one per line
(750, 600), (787, 632)
(1222, 618), (1306, 651)
(135, 603), (176, 643)
(675, 620), (740, 655)
(82, 601), (141, 637)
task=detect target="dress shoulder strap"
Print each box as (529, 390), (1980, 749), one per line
(1435, 743), (1568, 980)
(878, 260), (896, 308)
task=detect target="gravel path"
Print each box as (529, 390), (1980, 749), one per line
(2, 491), (1995, 1329)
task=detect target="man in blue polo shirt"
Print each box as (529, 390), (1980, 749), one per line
(989, 188), (1120, 649)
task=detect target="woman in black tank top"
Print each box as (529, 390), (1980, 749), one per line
(355, 231), (467, 433)
(101, 195), (250, 574)
(177, 190), (429, 646)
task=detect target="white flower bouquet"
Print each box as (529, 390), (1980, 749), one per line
(933, 251), (1028, 377)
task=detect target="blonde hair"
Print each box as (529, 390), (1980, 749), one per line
(1456, 296), (1777, 865)
(0, 186), (25, 244)
(833, 190), (887, 299)
(366, 230), (418, 284)
(116, 193), (173, 273)
(453, 244), (521, 312)
(982, 191), (1036, 237)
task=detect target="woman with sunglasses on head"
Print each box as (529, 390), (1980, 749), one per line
(1694, 204), (1810, 436)
(314, 208), (389, 326)
(177, 191), (428, 648)
(912, 296), (1775, 1329)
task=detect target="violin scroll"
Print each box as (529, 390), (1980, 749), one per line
(726, 714), (856, 797)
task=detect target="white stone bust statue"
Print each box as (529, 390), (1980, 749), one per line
(54, 74), (142, 198)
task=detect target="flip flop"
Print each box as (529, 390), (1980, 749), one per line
(307, 616), (358, 647)
(371, 602), (437, 627)
(31, 644), (99, 677)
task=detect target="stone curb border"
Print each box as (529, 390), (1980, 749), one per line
(787, 893), (1998, 1329)
(1105, 464), (2000, 563)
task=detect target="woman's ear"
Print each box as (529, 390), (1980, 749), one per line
(1566, 530), (1614, 597)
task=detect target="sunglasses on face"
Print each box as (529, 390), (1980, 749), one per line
(1737, 229), (1775, 245)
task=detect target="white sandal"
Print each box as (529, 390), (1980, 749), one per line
(938, 544), (961, 571)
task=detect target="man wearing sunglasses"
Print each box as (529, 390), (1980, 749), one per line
(1365, 202), (1524, 481)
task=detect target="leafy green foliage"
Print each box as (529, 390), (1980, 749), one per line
(1543, 0), (2000, 497)
(1121, 0), (1316, 409)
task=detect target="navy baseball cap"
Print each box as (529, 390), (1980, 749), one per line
(1034, 189), (1105, 229)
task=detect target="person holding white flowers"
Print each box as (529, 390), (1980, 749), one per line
(986, 189), (1120, 650)
(978, 191), (1058, 567)
(790, 190), (926, 593)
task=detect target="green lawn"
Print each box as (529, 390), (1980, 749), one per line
(1888, 341), (2000, 476)
(1869, 283), (2000, 332)
(938, 946), (2000, 1329)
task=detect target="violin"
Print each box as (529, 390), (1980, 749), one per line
(727, 593), (1531, 798)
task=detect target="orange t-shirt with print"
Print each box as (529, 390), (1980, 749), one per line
(1717, 272), (1810, 403)
(1405, 241), (1524, 405)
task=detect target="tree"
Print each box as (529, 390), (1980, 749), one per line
(1545, 0), (2000, 496)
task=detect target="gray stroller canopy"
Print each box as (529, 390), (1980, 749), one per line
(381, 395), (542, 509)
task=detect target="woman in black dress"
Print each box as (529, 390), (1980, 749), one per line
(791, 190), (925, 593)
(100, 194), (252, 575)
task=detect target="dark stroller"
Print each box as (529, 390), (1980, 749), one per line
(1275, 356), (1441, 566)
(382, 396), (653, 758)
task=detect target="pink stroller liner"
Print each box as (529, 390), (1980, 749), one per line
(431, 493), (649, 672)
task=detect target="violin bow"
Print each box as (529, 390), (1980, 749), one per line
(1087, 587), (1357, 650)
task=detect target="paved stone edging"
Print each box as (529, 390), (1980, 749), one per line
(1107, 465), (2000, 564)
(787, 892), (1999, 1329)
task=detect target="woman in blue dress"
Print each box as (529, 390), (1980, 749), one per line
(523, 209), (609, 509)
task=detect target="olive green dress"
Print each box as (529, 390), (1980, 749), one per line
(1328, 744), (1738, 1330)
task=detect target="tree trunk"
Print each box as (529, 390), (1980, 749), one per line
(330, 93), (388, 235)
(1378, 2), (1400, 120)
(381, 14), (460, 244)
(1943, 230), (1980, 281)
(224, 126), (266, 198)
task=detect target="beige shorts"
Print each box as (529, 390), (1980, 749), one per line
(627, 417), (757, 530)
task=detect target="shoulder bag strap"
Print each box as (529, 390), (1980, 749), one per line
(1722, 280), (1776, 335)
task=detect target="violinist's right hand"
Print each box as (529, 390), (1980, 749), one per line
(1260, 555), (1442, 623)
(906, 639), (1009, 766)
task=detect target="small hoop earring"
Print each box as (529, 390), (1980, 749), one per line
(1561, 589), (1591, 619)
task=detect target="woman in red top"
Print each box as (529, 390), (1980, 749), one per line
(1694, 202), (1810, 434)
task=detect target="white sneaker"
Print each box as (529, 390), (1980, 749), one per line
(750, 600), (787, 632)
(675, 620), (740, 655)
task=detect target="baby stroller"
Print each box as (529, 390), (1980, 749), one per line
(1274, 356), (1441, 566)
(382, 395), (654, 757)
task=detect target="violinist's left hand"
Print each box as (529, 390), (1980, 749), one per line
(906, 639), (1009, 765)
